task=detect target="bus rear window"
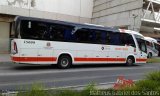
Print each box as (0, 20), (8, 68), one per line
(11, 22), (16, 38)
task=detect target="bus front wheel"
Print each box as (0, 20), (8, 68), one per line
(57, 55), (72, 69)
(126, 57), (134, 66)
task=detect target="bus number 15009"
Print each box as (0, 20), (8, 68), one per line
(24, 41), (35, 44)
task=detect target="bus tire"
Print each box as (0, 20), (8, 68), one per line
(126, 57), (134, 66)
(57, 55), (72, 69)
(147, 52), (152, 58)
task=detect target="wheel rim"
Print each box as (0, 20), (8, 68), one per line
(127, 59), (133, 65)
(60, 58), (69, 67)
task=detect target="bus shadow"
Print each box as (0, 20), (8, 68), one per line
(13, 64), (58, 70)
(13, 63), (140, 70)
(72, 64), (140, 69)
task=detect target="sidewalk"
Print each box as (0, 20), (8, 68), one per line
(0, 54), (11, 63)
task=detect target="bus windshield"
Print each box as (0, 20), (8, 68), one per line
(136, 38), (147, 53)
(154, 43), (159, 51)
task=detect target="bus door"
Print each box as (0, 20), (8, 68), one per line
(137, 38), (147, 61)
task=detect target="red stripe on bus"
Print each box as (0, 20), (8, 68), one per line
(74, 58), (126, 62)
(11, 57), (57, 62)
(11, 56), (147, 62)
(136, 58), (147, 62)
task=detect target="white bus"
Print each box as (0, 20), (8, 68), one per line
(144, 37), (159, 58)
(10, 16), (147, 68)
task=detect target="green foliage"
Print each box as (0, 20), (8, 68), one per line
(147, 58), (160, 63)
(116, 71), (160, 91)
(156, 86), (160, 91)
(84, 83), (96, 91)
(80, 83), (97, 96)
(16, 83), (97, 96)
(135, 80), (160, 91)
(120, 85), (138, 91)
(56, 90), (80, 96)
(17, 83), (50, 96)
(146, 71), (160, 82)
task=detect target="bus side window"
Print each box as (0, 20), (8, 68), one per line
(21, 20), (48, 40)
(75, 28), (90, 43)
(101, 32), (106, 44)
(90, 30), (108, 44)
(50, 24), (74, 42)
(39, 23), (49, 40)
(53, 24), (74, 42)
(120, 33), (135, 47)
(110, 32), (121, 45)
(54, 28), (64, 41)
(64, 29), (73, 41)
(64, 27), (76, 42)
(95, 30), (102, 44)
(120, 33), (126, 46)
(126, 34), (135, 47)
(88, 31), (94, 43)
(105, 32), (111, 45)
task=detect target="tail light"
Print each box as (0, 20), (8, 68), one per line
(13, 42), (18, 54)
(134, 48), (136, 52)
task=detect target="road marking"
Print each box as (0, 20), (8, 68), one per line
(0, 66), (156, 76)
(49, 79), (141, 90)
(0, 73), (146, 86)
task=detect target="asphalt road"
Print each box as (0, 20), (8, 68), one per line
(0, 62), (159, 91)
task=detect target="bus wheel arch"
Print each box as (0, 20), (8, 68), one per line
(126, 55), (135, 66)
(57, 53), (73, 69)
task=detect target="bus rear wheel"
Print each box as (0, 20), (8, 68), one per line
(57, 55), (72, 69)
(126, 57), (134, 66)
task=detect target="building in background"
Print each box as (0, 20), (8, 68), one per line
(92, 0), (160, 39)
(0, 0), (93, 53)
(0, 0), (160, 54)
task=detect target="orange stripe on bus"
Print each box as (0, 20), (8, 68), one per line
(74, 58), (126, 62)
(11, 56), (147, 62)
(136, 58), (147, 62)
(11, 57), (57, 62)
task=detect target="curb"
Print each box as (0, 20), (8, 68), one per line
(0, 61), (12, 64)
(49, 82), (115, 90)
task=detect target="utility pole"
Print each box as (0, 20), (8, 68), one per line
(132, 14), (138, 31)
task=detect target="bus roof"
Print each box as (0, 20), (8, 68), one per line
(144, 37), (158, 43)
(119, 29), (144, 37)
(15, 16), (119, 32)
